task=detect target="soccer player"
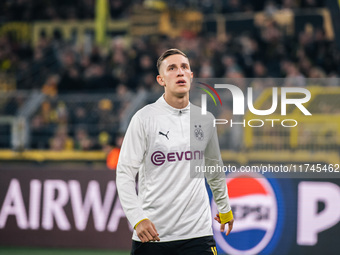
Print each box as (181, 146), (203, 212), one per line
(116, 49), (234, 255)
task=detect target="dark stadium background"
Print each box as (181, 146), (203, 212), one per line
(0, 0), (340, 254)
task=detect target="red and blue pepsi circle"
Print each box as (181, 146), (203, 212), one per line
(211, 172), (281, 255)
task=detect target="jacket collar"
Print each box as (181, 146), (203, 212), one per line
(157, 94), (190, 114)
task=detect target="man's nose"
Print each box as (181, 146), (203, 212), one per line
(177, 68), (184, 76)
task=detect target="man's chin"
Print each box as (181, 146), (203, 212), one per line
(174, 89), (190, 97)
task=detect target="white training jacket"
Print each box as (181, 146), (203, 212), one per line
(116, 95), (231, 242)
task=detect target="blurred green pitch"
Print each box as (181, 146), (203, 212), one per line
(0, 247), (129, 255)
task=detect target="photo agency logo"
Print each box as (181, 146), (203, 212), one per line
(198, 82), (312, 128)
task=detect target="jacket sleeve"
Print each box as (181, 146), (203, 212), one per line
(116, 114), (148, 227)
(204, 124), (231, 214)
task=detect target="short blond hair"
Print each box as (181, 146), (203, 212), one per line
(156, 49), (188, 73)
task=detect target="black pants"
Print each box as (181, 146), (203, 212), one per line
(131, 236), (217, 255)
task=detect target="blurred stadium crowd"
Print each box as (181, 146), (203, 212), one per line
(0, 0), (339, 151)
(0, 0), (327, 21)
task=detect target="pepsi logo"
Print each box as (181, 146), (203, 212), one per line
(212, 172), (278, 255)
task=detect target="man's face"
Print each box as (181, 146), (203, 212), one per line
(157, 54), (193, 97)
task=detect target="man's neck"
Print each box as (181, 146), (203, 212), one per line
(163, 93), (189, 109)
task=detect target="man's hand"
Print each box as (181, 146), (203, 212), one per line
(214, 213), (234, 236)
(135, 219), (160, 243)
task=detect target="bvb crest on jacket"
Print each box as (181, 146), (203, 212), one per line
(194, 124), (204, 141)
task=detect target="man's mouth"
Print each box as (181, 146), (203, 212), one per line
(176, 79), (186, 85)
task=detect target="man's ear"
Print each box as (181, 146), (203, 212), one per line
(157, 75), (165, 86)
